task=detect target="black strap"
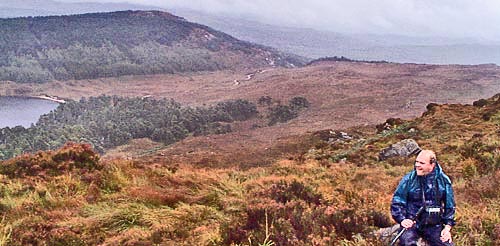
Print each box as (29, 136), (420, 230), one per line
(434, 177), (441, 205)
(420, 176), (441, 206)
(419, 177), (426, 208)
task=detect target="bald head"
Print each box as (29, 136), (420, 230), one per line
(417, 150), (436, 164)
(415, 149), (436, 176)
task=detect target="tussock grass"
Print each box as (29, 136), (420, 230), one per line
(1, 96), (500, 245)
(0, 216), (12, 246)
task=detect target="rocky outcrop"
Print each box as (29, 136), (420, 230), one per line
(379, 139), (421, 161)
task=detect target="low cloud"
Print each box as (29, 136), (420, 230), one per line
(57, 0), (500, 42)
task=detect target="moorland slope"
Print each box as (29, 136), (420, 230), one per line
(0, 89), (498, 245)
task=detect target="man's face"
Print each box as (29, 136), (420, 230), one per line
(414, 153), (434, 176)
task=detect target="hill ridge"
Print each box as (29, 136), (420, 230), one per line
(0, 10), (305, 83)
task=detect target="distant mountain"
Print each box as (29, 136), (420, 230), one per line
(0, 0), (162, 18)
(171, 8), (500, 65)
(0, 10), (305, 83)
(3, 1), (498, 66)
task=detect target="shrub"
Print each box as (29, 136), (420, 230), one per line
(269, 180), (322, 205)
(258, 96), (273, 106)
(426, 103), (439, 111)
(0, 142), (100, 178)
(267, 105), (298, 126)
(214, 99), (258, 121)
(473, 99), (489, 107)
(289, 97), (310, 110)
(459, 140), (500, 175)
(52, 142), (101, 171)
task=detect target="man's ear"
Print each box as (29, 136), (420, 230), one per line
(430, 157), (436, 165)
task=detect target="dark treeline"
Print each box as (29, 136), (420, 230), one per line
(306, 56), (390, 66)
(0, 95), (258, 160)
(0, 11), (304, 83)
(259, 96), (310, 126)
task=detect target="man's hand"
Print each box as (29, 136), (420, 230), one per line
(440, 225), (452, 242)
(400, 219), (415, 229)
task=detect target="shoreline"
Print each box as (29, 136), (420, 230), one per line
(31, 95), (66, 103)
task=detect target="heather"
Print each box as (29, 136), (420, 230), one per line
(0, 95), (499, 245)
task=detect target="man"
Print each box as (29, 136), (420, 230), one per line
(391, 149), (456, 246)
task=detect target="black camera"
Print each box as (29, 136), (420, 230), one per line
(423, 206), (442, 225)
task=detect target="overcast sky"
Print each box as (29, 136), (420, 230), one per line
(56, 0), (500, 42)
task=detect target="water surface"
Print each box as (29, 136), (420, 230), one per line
(0, 96), (59, 128)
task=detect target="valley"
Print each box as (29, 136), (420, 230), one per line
(3, 61), (500, 167)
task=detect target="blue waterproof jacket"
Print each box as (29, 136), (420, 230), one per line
(391, 163), (456, 227)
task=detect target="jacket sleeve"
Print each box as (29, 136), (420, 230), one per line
(391, 175), (409, 224)
(441, 174), (456, 226)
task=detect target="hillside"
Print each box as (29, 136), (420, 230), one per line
(0, 10), (304, 83)
(0, 93), (499, 245)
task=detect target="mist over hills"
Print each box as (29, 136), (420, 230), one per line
(171, 8), (500, 65)
(2, 1), (499, 66)
(0, 0), (162, 18)
(0, 10), (304, 83)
